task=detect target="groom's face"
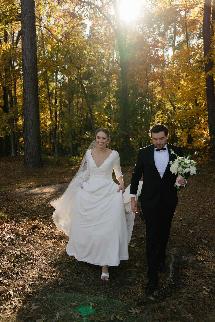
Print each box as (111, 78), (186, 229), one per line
(151, 131), (168, 149)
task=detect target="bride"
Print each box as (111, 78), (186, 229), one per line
(51, 128), (132, 281)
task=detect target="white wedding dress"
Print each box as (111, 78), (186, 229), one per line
(52, 149), (136, 267)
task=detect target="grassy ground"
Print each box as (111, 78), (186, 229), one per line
(0, 157), (214, 322)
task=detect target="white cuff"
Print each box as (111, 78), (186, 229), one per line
(130, 194), (137, 200)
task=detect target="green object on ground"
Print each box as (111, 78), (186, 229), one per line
(74, 304), (96, 317)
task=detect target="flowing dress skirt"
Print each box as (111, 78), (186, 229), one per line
(52, 176), (129, 266)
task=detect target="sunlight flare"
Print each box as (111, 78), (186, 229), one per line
(118, 0), (144, 23)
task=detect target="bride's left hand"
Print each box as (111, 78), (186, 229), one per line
(117, 184), (125, 193)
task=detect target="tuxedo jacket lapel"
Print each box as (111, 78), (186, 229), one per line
(168, 145), (175, 163)
(149, 145), (161, 179)
(162, 144), (175, 179)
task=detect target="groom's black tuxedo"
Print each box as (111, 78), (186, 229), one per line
(130, 144), (183, 283)
(130, 144), (183, 211)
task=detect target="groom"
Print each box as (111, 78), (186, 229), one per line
(130, 124), (186, 297)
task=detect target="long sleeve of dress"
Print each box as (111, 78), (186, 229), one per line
(113, 151), (123, 179)
(130, 149), (144, 195)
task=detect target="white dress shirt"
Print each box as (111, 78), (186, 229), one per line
(130, 145), (169, 199)
(154, 145), (169, 178)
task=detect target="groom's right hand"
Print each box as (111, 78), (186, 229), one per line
(131, 197), (139, 215)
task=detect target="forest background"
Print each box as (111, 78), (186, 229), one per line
(0, 1), (215, 320)
(0, 0), (214, 166)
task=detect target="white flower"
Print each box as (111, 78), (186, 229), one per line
(169, 153), (197, 187)
(170, 163), (178, 174)
(190, 166), (196, 175)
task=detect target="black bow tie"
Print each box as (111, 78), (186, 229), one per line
(155, 147), (167, 151)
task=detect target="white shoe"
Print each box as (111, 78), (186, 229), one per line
(101, 272), (109, 281)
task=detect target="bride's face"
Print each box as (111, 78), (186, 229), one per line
(95, 131), (109, 149)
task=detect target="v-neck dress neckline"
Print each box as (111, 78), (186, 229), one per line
(90, 150), (113, 168)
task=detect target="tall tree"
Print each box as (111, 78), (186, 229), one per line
(1, 30), (11, 156)
(0, 1), (20, 156)
(115, 19), (132, 162)
(21, 0), (41, 167)
(203, 0), (215, 157)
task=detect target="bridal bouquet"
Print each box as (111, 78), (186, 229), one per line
(169, 150), (197, 187)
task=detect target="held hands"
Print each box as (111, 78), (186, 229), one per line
(117, 176), (125, 193)
(117, 184), (125, 193)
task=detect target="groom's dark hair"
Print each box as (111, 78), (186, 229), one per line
(150, 124), (168, 136)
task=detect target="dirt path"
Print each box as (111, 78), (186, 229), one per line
(0, 159), (214, 321)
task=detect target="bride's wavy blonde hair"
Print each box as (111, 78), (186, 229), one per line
(95, 128), (110, 140)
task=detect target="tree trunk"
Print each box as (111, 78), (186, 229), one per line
(0, 30), (11, 156)
(203, 0), (215, 158)
(184, 4), (189, 50)
(79, 79), (95, 131)
(39, 21), (54, 153)
(1, 85), (11, 156)
(21, 0), (42, 167)
(11, 62), (19, 156)
(116, 25), (133, 164)
(53, 72), (59, 157)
